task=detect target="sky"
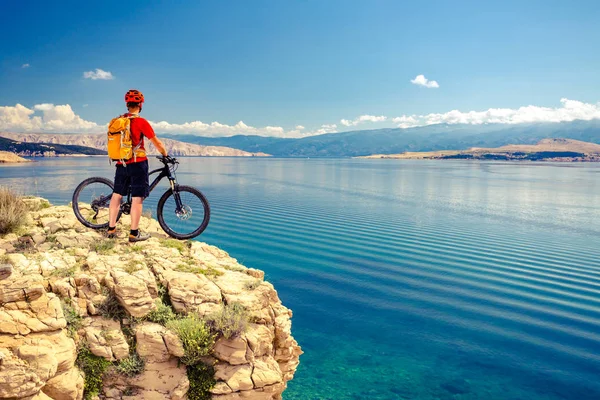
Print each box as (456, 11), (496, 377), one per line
(1, 0), (600, 137)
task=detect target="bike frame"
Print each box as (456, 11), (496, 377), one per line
(123, 161), (183, 212)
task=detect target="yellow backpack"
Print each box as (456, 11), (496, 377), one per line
(107, 115), (146, 163)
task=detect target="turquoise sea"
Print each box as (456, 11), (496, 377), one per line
(2, 158), (600, 400)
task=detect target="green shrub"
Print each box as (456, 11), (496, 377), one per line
(146, 299), (177, 326)
(205, 303), (249, 340)
(186, 363), (216, 400)
(61, 300), (82, 337)
(90, 239), (115, 255)
(116, 353), (145, 377)
(97, 291), (127, 321)
(76, 345), (112, 400)
(166, 314), (216, 366)
(0, 187), (28, 235)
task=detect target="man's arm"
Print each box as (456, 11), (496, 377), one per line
(150, 136), (168, 157)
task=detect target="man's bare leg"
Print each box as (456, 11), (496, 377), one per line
(130, 197), (143, 230)
(108, 193), (122, 227)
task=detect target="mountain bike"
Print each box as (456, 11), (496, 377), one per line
(72, 156), (210, 240)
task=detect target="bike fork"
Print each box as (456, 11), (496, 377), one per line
(170, 179), (184, 212)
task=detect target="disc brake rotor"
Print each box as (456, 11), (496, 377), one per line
(176, 205), (192, 221)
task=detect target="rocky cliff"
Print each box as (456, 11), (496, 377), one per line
(0, 199), (301, 400)
(0, 133), (271, 157)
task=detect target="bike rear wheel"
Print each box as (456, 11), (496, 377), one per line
(157, 185), (210, 240)
(72, 177), (121, 229)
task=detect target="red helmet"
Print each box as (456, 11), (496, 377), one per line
(125, 89), (144, 103)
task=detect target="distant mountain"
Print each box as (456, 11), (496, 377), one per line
(162, 120), (600, 157)
(0, 132), (270, 157)
(0, 136), (105, 156)
(362, 138), (600, 161)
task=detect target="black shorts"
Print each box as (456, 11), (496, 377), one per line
(113, 160), (150, 198)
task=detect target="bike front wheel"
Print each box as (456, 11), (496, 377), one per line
(157, 185), (210, 240)
(72, 177), (121, 229)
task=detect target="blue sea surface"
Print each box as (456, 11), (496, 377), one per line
(2, 158), (600, 400)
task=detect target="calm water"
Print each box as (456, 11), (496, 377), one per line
(2, 158), (600, 400)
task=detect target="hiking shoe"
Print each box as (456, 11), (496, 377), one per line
(105, 228), (118, 239)
(129, 231), (151, 243)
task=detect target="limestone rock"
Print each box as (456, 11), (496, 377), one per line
(165, 270), (222, 314)
(0, 198), (301, 400)
(0, 274), (45, 304)
(245, 323), (274, 358)
(214, 364), (253, 392)
(0, 349), (45, 398)
(42, 367), (84, 400)
(163, 330), (185, 358)
(251, 357), (282, 388)
(213, 336), (249, 365)
(0, 264), (12, 280)
(126, 359), (188, 396)
(84, 317), (129, 360)
(135, 322), (170, 362)
(74, 274), (103, 304)
(0, 292), (66, 335)
(110, 270), (155, 318)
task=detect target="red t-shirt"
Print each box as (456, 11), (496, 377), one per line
(121, 113), (155, 165)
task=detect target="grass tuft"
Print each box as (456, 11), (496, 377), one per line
(0, 187), (28, 235)
(145, 299), (177, 326)
(116, 353), (145, 377)
(90, 239), (115, 255)
(205, 302), (250, 340)
(244, 279), (262, 290)
(161, 238), (189, 253)
(123, 259), (142, 274)
(166, 314), (216, 366)
(97, 290), (127, 321)
(174, 263), (223, 277)
(61, 299), (83, 337)
(50, 265), (78, 278)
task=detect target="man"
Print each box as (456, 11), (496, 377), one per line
(107, 89), (168, 242)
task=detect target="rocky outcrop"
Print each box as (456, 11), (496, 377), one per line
(0, 150), (29, 163)
(0, 198), (301, 400)
(0, 132), (271, 157)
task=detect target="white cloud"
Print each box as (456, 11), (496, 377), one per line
(0, 104), (100, 132)
(313, 124), (338, 135)
(83, 69), (115, 80)
(391, 98), (600, 128)
(21, 63), (30, 69)
(2, 98), (600, 138)
(83, 104), (89, 108)
(410, 74), (439, 88)
(340, 115), (387, 127)
(392, 115), (419, 129)
(148, 119), (291, 137)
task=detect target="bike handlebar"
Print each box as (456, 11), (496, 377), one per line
(157, 155), (178, 165)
